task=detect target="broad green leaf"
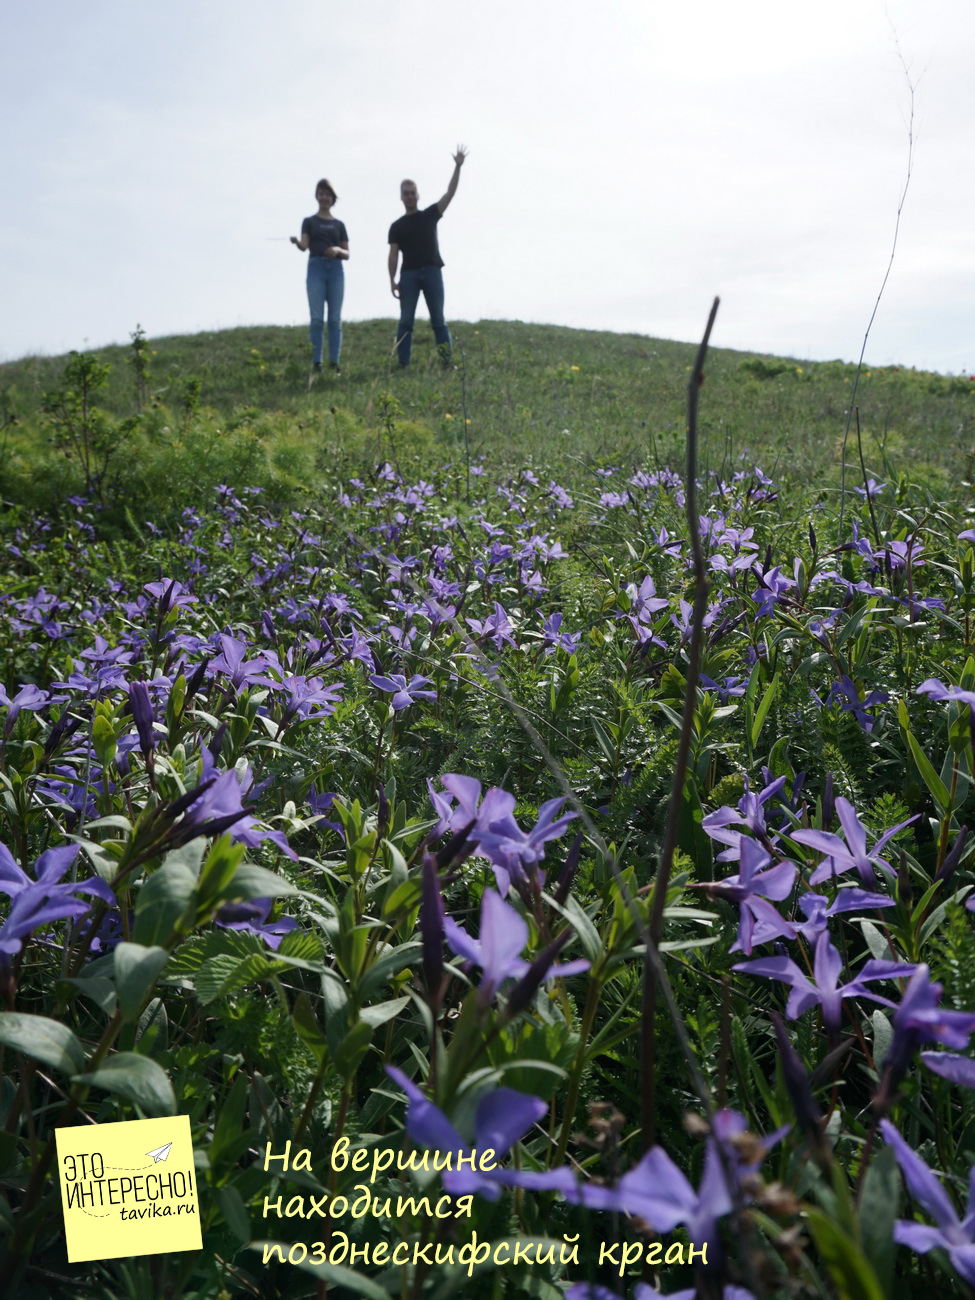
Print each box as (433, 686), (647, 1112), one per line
(196, 833), (247, 904)
(133, 858), (197, 945)
(750, 670), (780, 748)
(92, 713), (117, 768)
(292, 992), (328, 1066)
(360, 995), (410, 1028)
(64, 975), (117, 1016)
(805, 1208), (885, 1300)
(858, 1143), (899, 1292)
(871, 1010), (893, 1071)
(114, 942), (170, 1023)
(269, 1252), (389, 1299)
(677, 779), (712, 881)
(74, 1052), (176, 1116)
(357, 941), (422, 1003)
(218, 861), (298, 903)
(0, 1012), (85, 1076)
(904, 729), (950, 814)
(216, 1184), (250, 1244)
(321, 969), (351, 1057)
(195, 953), (273, 1004)
(859, 920), (895, 963)
(334, 1021), (372, 1078)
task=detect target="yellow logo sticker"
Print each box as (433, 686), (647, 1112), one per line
(55, 1115), (201, 1263)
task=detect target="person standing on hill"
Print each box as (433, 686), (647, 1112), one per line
(388, 145), (467, 369)
(291, 179), (349, 378)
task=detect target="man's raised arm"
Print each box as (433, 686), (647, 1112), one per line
(437, 144), (468, 215)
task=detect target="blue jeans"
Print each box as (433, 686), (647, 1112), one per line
(396, 266), (450, 366)
(306, 256), (344, 365)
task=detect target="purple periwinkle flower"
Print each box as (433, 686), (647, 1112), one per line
(472, 795), (578, 895)
(878, 966), (975, 1085)
(370, 673), (437, 711)
(385, 1067), (554, 1200)
(823, 676), (888, 733)
(917, 678), (975, 711)
(791, 796), (914, 888)
(0, 843), (113, 960)
(214, 897), (298, 949)
(0, 683), (48, 735)
(793, 887), (895, 941)
(698, 838), (796, 955)
(734, 930), (917, 1033)
(144, 578), (198, 614)
(881, 1119), (975, 1286)
(443, 888), (588, 1003)
(127, 679), (156, 757)
(702, 775), (787, 862)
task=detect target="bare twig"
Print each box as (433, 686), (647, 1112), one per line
(855, 408), (882, 546)
(641, 296), (719, 1149)
(838, 32), (917, 541)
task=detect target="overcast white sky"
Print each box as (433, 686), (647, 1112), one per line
(2, 1), (973, 373)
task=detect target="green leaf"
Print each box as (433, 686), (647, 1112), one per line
(217, 861), (298, 903)
(92, 713), (117, 768)
(74, 1052), (176, 1116)
(216, 1184), (250, 1245)
(360, 996), (410, 1028)
(196, 833), (247, 904)
(546, 894), (602, 963)
(195, 953), (273, 1004)
(321, 969), (351, 1057)
(591, 717), (617, 765)
(858, 1143), (899, 1292)
(750, 670), (780, 748)
(805, 1208), (885, 1300)
(0, 1012), (85, 1076)
(334, 1021), (372, 1078)
(65, 975), (118, 1016)
(859, 921), (895, 963)
(264, 1251), (390, 1299)
(357, 942), (422, 1002)
(133, 857), (197, 945)
(871, 1010), (893, 1071)
(114, 942), (170, 1023)
(292, 993), (328, 1066)
(677, 779), (712, 881)
(904, 727), (950, 815)
(211, 1072), (251, 1170)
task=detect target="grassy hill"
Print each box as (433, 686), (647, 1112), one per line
(2, 318), (973, 518)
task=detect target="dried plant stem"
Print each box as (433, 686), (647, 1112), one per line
(838, 35), (916, 541)
(641, 296), (719, 1149)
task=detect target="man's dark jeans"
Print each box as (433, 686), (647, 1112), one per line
(396, 266), (450, 366)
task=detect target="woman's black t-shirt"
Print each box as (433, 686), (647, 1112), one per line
(301, 215), (349, 256)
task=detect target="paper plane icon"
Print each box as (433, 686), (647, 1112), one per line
(146, 1143), (173, 1163)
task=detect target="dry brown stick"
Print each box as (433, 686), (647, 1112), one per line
(641, 295), (719, 1150)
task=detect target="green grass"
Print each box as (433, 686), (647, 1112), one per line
(2, 319), (974, 518)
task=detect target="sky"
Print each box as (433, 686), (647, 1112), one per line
(2, 0), (973, 373)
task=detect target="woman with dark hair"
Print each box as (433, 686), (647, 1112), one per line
(291, 179), (349, 377)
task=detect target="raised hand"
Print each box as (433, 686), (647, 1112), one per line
(452, 144), (468, 167)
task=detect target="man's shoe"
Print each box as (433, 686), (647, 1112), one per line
(329, 362), (342, 377)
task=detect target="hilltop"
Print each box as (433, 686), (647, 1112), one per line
(1, 319), (972, 518)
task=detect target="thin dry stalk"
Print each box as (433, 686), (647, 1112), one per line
(641, 296), (719, 1149)
(838, 35), (917, 541)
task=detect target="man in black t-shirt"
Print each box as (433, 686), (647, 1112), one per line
(388, 145), (467, 368)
